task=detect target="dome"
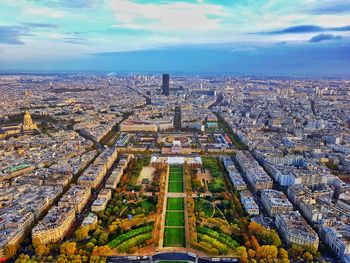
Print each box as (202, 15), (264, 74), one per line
(23, 111), (33, 126)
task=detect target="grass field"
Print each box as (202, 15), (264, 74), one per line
(163, 166), (186, 247)
(166, 211), (184, 226)
(169, 172), (183, 181)
(167, 197), (184, 211)
(168, 165), (184, 193)
(163, 227), (186, 247)
(168, 182), (183, 192)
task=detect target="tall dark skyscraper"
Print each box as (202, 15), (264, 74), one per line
(162, 74), (170, 96)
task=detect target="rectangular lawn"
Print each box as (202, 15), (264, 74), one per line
(167, 197), (184, 211)
(168, 181), (183, 193)
(163, 227), (186, 247)
(165, 211), (184, 226)
(169, 173), (183, 182)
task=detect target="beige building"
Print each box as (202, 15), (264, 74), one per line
(58, 185), (91, 214)
(120, 120), (158, 132)
(32, 206), (75, 245)
(276, 211), (319, 250)
(0, 212), (34, 259)
(91, 188), (112, 212)
(261, 189), (293, 216)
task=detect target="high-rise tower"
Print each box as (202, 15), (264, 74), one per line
(162, 74), (170, 96)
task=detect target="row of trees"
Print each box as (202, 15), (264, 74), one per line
(198, 233), (230, 255)
(108, 225), (153, 248)
(116, 232), (152, 253)
(236, 245), (290, 263)
(197, 226), (239, 249)
(17, 241), (112, 263)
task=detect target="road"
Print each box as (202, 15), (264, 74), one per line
(107, 252), (239, 263)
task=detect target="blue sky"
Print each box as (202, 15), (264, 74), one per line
(0, 0), (349, 76)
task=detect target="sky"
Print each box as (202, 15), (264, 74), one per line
(0, 0), (349, 76)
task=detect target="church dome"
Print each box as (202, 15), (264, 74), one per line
(23, 111), (33, 126)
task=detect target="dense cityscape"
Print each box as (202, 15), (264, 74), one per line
(0, 73), (349, 263)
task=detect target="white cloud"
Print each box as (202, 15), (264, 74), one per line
(25, 7), (65, 18)
(311, 14), (350, 27)
(46, 33), (66, 39)
(110, 0), (225, 32)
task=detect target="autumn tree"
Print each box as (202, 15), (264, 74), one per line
(278, 248), (289, 259)
(4, 244), (18, 259)
(236, 246), (248, 263)
(98, 231), (109, 246)
(60, 241), (77, 256)
(248, 222), (281, 246)
(303, 251), (313, 262)
(14, 254), (31, 263)
(256, 245), (278, 262)
(92, 245), (112, 257)
(250, 236), (260, 250)
(75, 226), (89, 241)
(248, 248), (256, 259)
(35, 244), (50, 256)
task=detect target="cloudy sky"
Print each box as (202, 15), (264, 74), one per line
(0, 0), (349, 76)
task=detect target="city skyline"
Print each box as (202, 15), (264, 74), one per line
(0, 0), (349, 76)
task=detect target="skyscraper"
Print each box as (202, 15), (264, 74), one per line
(162, 74), (170, 96)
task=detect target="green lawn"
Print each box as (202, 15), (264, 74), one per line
(163, 227), (186, 247)
(167, 197), (184, 211)
(166, 211), (184, 226)
(170, 166), (182, 172)
(169, 172), (183, 182)
(168, 181), (183, 192)
(168, 165), (184, 193)
(140, 199), (156, 214)
(163, 167), (186, 247)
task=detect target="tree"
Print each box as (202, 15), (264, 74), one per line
(250, 236), (260, 250)
(4, 244), (18, 258)
(264, 229), (281, 247)
(108, 224), (118, 233)
(75, 226), (89, 241)
(278, 248), (289, 259)
(92, 245), (112, 257)
(14, 254), (31, 263)
(98, 232), (109, 246)
(248, 222), (263, 234)
(248, 248), (256, 259)
(60, 242), (77, 256)
(303, 252), (313, 262)
(85, 242), (95, 251)
(236, 246), (248, 263)
(289, 244), (303, 260)
(35, 244), (50, 256)
(248, 222), (281, 247)
(256, 245), (278, 262)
